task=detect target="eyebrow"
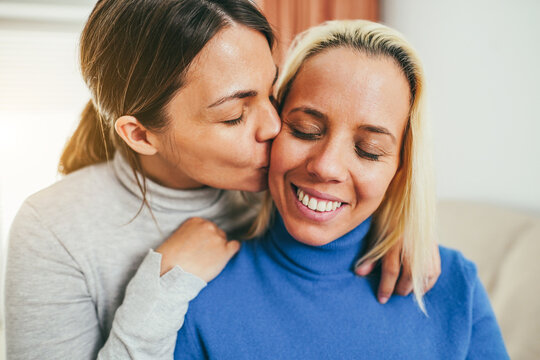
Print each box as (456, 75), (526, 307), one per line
(359, 125), (397, 144)
(288, 106), (397, 144)
(207, 65), (279, 109)
(288, 106), (328, 121)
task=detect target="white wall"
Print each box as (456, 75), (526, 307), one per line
(381, 0), (540, 212)
(0, 3), (94, 358)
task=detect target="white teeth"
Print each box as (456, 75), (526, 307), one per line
(299, 190), (304, 200)
(325, 201), (333, 211)
(308, 198), (317, 210)
(295, 187), (343, 213)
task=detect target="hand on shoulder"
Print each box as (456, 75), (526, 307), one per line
(156, 217), (241, 282)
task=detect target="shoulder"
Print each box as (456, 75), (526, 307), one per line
(25, 162), (116, 220)
(438, 246), (477, 284)
(185, 237), (261, 312)
(428, 246), (479, 306)
(10, 161), (130, 248)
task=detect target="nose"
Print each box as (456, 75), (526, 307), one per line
(255, 99), (281, 142)
(306, 139), (348, 183)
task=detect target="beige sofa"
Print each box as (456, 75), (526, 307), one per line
(1, 200), (538, 359)
(437, 200), (540, 359)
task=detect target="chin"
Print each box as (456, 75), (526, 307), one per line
(242, 177), (269, 193)
(282, 220), (338, 247)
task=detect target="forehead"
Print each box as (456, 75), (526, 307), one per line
(184, 25), (275, 93)
(285, 48), (411, 134)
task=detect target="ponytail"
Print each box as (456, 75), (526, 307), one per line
(58, 100), (114, 175)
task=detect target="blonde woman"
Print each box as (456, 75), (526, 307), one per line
(4, 2), (439, 360)
(173, 20), (508, 359)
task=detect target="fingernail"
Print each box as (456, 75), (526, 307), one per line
(355, 267), (366, 276)
(379, 296), (389, 304)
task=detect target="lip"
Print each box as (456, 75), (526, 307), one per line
(292, 183), (346, 203)
(290, 183), (346, 222)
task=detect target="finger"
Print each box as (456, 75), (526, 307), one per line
(394, 268), (413, 296)
(394, 249), (413, 295)
(423, 275), (437, 294)
(210, 222), (226, 238)
(226, 240), (241, 256)
(423, 245), (441, 293)
(354, 259), (376, 276)
(377, 245), (401, 304)
(421, 242), (441, 293)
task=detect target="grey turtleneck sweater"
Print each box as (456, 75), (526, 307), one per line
(4, 154), (259, 360)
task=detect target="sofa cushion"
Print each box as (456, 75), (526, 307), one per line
(437, 200), (540, 359)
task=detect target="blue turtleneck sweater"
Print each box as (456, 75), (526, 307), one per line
(174, 216), (508, 359)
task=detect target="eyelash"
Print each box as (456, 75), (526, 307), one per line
(290, 128), (381, 161)
(290, 129), (320, 140)
(223, 114), (243, 126)
(223, 95), (276, 126)
(355, 147), (380, 161)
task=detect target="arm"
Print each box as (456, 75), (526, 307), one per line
(466, 277), (509, 359)
(100, 217), (241, 359)
(5, 202), (104, 359)
(5, 203), (235, 360)
(96, 250), (207, 360)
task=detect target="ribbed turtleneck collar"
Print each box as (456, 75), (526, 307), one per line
(112, 152), (224, 212)
(264, 213), (372, 278)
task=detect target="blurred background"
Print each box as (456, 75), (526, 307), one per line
(1, 0), (539, 358)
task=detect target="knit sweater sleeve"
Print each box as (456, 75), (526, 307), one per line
(5, 201), (206, 360)
(466, 270), (509, 359)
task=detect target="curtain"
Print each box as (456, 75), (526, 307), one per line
(257, 0), (379, 64)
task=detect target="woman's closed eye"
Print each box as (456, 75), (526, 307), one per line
(223, 95), (276, 126)
(223, 108), (245, 126)
(223, 115), (244, 126)
(355, 142), (388, 161)
(355, 146), (380, 161)
(287, 122), (322, 140)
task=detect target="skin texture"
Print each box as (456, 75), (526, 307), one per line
(116, 25), (280, 281)
(269, 48), (439, 302)
(156, 217), (241, 281)
(270, 48), (410, 246)
(116, 28), (440, 297)
(131, 25), (281, 192)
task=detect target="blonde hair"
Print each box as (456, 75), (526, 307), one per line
(250, 20), (436, 313)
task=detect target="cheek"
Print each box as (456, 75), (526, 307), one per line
(268, 134), (304, 203)
(176, 127), (254, 165)
(352, 164), (399, 202)
(269, 134), (308, 178)
(268, 135), (288, 191)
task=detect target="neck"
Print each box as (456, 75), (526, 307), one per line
(264, 213), (372, 278)
(113, 152), (223, 212)
(139, 153), (204, 190)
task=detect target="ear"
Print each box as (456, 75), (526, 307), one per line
(115, 115), (158, 155)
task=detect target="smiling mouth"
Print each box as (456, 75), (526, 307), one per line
(293, 185), (345, 213)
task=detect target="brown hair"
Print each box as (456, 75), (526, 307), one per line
(59, 0), (274, 202)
